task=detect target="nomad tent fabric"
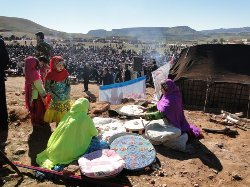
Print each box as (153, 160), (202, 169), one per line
(170, 44), (250, 83)
(169, 44), (250, 117)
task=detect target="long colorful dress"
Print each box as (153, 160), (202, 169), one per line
(24, 56), (46, 125)
(44, 56), (71, 124)
(36, 98), (98, 169)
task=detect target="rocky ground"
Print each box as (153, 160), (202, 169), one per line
(0, 77), (249, 187)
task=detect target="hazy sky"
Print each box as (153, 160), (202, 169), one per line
(1, 0), (249, 34)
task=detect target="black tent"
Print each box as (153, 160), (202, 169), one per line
(169, 44), (250, 117)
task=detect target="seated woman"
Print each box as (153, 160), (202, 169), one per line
(142, 79), (202, 150)
(36, 98), (98, 169)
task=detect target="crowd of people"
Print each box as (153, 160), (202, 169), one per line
(5, 37), (181, 88)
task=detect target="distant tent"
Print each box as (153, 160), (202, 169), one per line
(169, 44), (250, 117)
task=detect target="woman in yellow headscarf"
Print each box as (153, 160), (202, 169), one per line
(36, 98), (98, 169)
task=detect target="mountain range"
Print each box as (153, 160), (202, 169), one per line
(1, 16), (250, 41)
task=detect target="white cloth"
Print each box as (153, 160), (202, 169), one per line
(163, 133), (188, 152)
(151, 63), (170, 100)
(144, 119), (181, 144)
(99, 76), (146, 105)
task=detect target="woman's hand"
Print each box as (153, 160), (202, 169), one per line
(138, 106), (147, 112)
(134, 113), (146, 119)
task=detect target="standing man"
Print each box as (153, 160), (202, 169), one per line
(0, 36), (10, 131)
(149, 59), (158, 87)
(35, 31), (52, 63)
(123, 64), (131, 82)
(102, 68), (113, 85)
(82, 63), (91, 92)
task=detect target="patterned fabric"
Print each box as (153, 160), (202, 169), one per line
(45, 78), (70, 101)
(108, 132), (139, 144)
(144, 111), (164, 121)
(44, 99), (71, 123)
(144, 104), (164, 120)
(44, 77), (71, 123)
(147, 104), (157, 112)
(110, 135), (156, 171)
(49, 99), (71, 112)
(78, 149), (125, 178)
(85, 137), (110, 154)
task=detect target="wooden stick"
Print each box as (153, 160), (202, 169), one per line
(0, 150), (23, 178)
(202, 127), (238, 135)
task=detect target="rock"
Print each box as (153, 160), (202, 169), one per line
(208, 174), (215, 180)
(14, 148), (26, 155)
(128, 98), (135, 102)
(231, 172), (242, 180)
(193, 183), (199, 187)
(159, 172), (165, 177)
(8, 107), (29, 122)
(121, 98), (129, 104)
(181, 171), (188, 174)
(9, 173), (19, 178)
(91, 102), (110, 114)
(212, 169), (218, 174)
(150, 179), (156, 184)
(12, 155), (20, 160)
(11, 100), (18, 105)
(215, 143), (224, 149)
(13, 120), (21, 127)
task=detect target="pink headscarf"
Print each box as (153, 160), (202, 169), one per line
(45, 56), (69, 82)
(24, 56), (41, 110)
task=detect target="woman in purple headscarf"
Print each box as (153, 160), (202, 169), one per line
(144, 79), (201, 138)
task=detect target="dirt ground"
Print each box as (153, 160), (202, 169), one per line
(0, 77), (249, 187)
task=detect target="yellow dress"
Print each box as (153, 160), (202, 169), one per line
(44, 78), (71, 124)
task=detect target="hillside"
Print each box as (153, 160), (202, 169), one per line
(1, 16), (250, 41)
(88, 26), (201, 41)
(88, 27), (250, 41)
(201, 27), (250, 34)
(0, 16), (91, 39)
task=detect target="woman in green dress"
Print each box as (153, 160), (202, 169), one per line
(36, 98), (98, 169)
